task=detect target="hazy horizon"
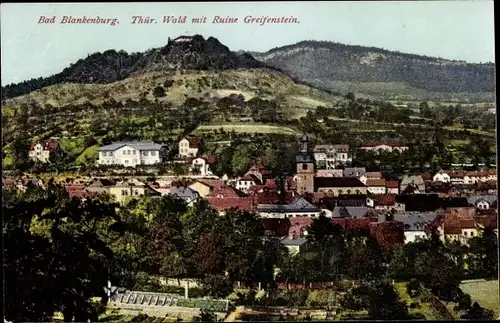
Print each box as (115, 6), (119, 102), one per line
(1, 1), (495, 85)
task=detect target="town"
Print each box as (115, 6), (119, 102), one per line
(3, 133), (498, 321)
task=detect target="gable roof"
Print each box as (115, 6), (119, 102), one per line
(343, 168), (366, 177)
(168, 186), (199, 199)
(373, 194), (397, 206)
(393, 212), (439, 231)
(257, 196), (320, 213)
(207, 185), (248, 198)
(99, 141), (167, 152)
(205, 197), (255, 213)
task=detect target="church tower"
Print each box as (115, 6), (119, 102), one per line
(296, 134), (315, 194)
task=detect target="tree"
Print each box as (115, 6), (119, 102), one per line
(152, 86), (166, 98)
(3, 185), (129, 322)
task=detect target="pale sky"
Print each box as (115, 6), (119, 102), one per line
(0, 1), (495, 85)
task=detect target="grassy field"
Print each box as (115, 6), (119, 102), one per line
(460, 280), (500, 317)
(444, 125), (496, 137)
(194, 124), (299, 135)
(394, 282), (441, 320)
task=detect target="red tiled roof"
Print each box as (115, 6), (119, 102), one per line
(367, 179), (386, 187)
(487, 169), (497, 175)
(67, 189), (98, 199)
(206, 185), (248, 198)
(187, 137), (202, 148)
(195, 179), (226, 189)
(365, 172), (382, 179)
(373, 194), (396, 206)
(255, 190), (297, 205)
(205, 197), (255, 213)
(30, 140), (59, 152)
(385, 180), (399, 189)
(465, 171), (489, 177)
(239, 174), (261, 183)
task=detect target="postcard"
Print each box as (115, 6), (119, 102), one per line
(1, 1), (498, 322)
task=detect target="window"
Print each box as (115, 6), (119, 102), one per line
(143, 151), (149, 156)
(109, 152), (113, 157)
(464, 231), (468, 237)
(124, 160), (129, 164)
(302, 163), (308, 170)
(122, 150), (126, 155)
(132, 150), (136, 155)
(470, 231), (474, 237)
(127, 150), (131, 155)
(151, 151), (156, 156)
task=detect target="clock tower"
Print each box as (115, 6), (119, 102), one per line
(296, 134), (315, 194)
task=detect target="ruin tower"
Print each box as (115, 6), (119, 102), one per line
(296, 134), (315, 194)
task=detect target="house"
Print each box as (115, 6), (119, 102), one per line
(359, 171), (382, 184)
(167, 186), (200, 204)
(206, 185), (248, 199)
(368, 194), (405, 212)
(257, 196), (321, 219)
(29, 140), (59, 163)
(188, 156), (216, 176)
(244, 164), (273, 184)
(366, 179), (386, 195)
(280, 237), (309, 255)
(400, 175), (425, 193)
(464, 170), (496, 184)
(390, 212), (439, 244)
(108, 179), (161, 203)
(85, 178), (115, 194)
(343, 167), (366, 178)
(327, 206), (368, 218)
(204, 196), (255, 215)
(313, 144), (351, 169)
(467, 195), (497, 210)
(178, 137), (202, 158)
(236, 174), (262, 192)
(360, 141), (409, 153)
(385, 180), (399, 194)
(188, 179), (226, 197)
(332, 144), (352, 165)
(433, 171), (451, 183)
(98, 141), (168, 167)
(315, 169), (344, 177)
(314, 177), (367, 195)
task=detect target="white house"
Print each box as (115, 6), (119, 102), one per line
(189, 156), (216, 177)
(236, 174), (261, 192)
(433, 171), (451, 183)
(313, 144), (351, 169)
(366, 179), (386, 195)
(29, 140), (59, 163)
(97, 141), (168, 167)
(178, 137), (202, 158)
(360, 142), (409, 153)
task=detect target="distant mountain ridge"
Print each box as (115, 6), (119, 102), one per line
(250, 40), (495, 101)
(1, 35), (266, 100)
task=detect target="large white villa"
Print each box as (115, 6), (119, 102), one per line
(97, 141), (168, 167)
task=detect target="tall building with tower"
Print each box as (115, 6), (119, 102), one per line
(296, 134), (315, 194)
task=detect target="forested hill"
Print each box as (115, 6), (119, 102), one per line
(251, 40), (495, 101)
(1, 35), (266, 100)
